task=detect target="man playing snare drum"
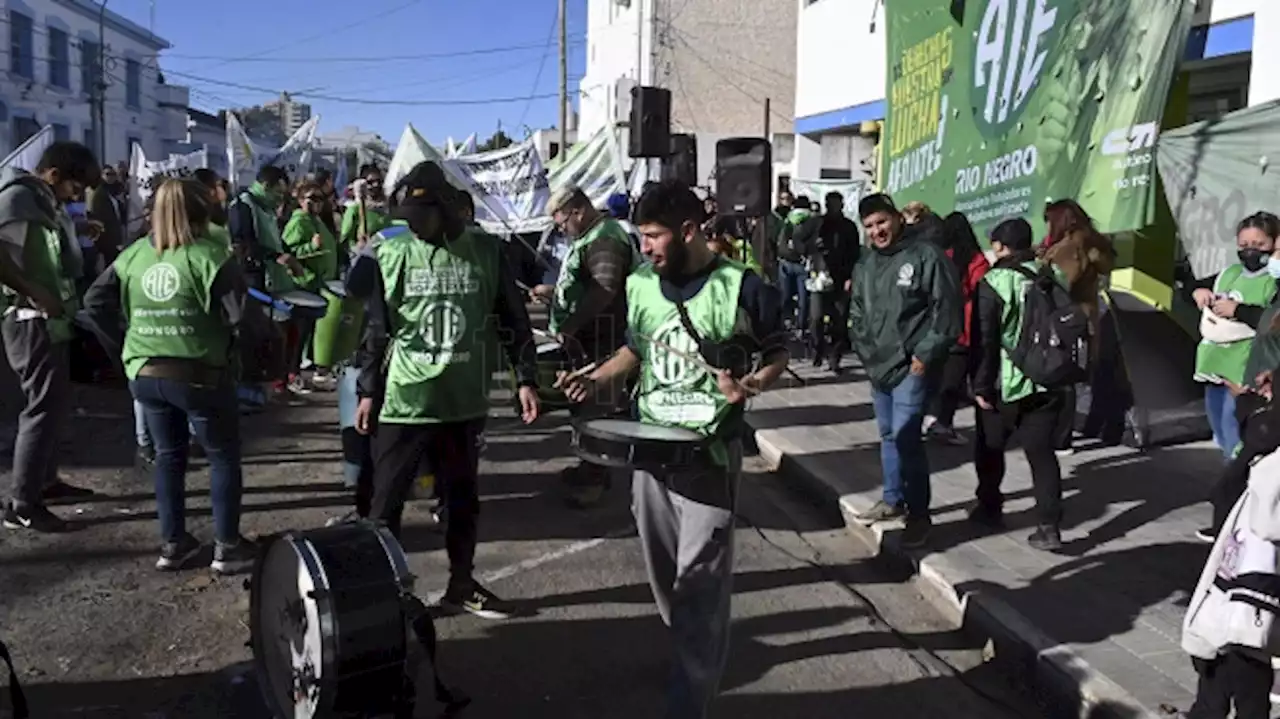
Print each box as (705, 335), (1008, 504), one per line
(557, 180), (789, 718)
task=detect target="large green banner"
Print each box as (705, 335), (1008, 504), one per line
(882, 0), (1194, 237)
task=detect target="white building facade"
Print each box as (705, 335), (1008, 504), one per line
(0, 0), (188, 166)
(790, 0), (1276, 192)
(578, 0), (797, 195)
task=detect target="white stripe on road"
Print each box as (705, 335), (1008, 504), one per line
(423, 526), (633, 603)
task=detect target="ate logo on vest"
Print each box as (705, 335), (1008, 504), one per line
(141, 263), (182, 303)
(420, 300), (467, 351)
(650, 317), (704, 389)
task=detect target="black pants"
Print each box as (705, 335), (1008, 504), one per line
(1189, 652), (1273, 719)
(808, 290), (849, 363)
(974, 391), (1064, 525)
(926, 349), (970, 427)
(370, 419), (485, 585)
(340, 427), (375, 518)
(1053, 384), (1076, 450)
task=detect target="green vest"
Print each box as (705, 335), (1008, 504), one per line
(1194, 263), (1277, 385)
(376, 228), (500, 424)
(628, 260), (746, 467)
(549, 216), (639, 334)
(283, 209), (339, 289)
(232, 188), (295, 293)
(0, 221), (79, 343)
(341, 203), (393, 250)
(116, 234), (234, 380)
(984, 261), (1060, 404)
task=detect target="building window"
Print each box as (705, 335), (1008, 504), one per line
(125, 59), (141, 109)
(51, 123), (70, 142)
(47, 27), (69, 88)
(80, 41), (100, 97)
(12, 117), (41, 153)
(819, 168), (853, 180)
(549, 142), (560, 160)
(9, 12), (34, 79)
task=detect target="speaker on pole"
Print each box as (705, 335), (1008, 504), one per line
(715, 137), (771, 216)
(661, 134), (698, 187)
(628, 86), (672, 158)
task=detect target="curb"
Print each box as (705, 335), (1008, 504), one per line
(752, 426), (1169, 719)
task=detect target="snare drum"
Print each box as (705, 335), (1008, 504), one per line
(250, 522), (414, 718)
(312, 280), (365, 367)
(572, 418), (706, 471)
(249, 288), (328, 322)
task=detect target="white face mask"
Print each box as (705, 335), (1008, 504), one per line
(1266, 254), (1280, 280)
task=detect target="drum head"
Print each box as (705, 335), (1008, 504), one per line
(536, 342), (563, 356)
(583, 418), (703, 442)
(252, 536), (328, 719)
(325, 280), (347, 298)
(281, 290), (327, 308)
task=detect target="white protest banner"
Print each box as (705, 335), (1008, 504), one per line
(127, 144), (209, 228)
(226, 113), (320, 188)
(0, 126), (54, 172)
(385, 124), (469, 195)
(453, 140), (549, 234)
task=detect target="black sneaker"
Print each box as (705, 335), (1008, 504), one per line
(42, 481), (96, 502)
(900, 517), (932, 549)
(1194, 527), (1217, 544)
(1028, 525), (1063, 551)
(3, 502), (68, 532)
(855, 500), (906, 526)
(442, 581), (514, 620)
(156, 533), (202, 571)
(966, 503), (1004, 529)
(211, 538), (257, 575)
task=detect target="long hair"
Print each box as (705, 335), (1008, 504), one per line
(1044, 198), (1094, 245)
(942, 212), (981, 273)
(151, 178), (210, 254)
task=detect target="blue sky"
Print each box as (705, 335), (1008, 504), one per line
(109, 0), (588, 146)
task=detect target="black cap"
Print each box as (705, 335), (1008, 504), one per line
(858, 192), (898, 219)
(392, 161), (456, 206)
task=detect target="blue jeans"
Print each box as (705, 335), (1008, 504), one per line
(1204, 384), (1241, 459)
(130, 376), (243, 544)
(134, 399), (196, 449)
(776, 260), (809, 330)
(871, 372), (931, 517)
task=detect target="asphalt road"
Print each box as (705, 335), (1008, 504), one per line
(0, 387), (1040, 718)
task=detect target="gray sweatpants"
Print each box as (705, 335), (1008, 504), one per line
(631, 440), (742, 719)
(2, 316), (70, 508)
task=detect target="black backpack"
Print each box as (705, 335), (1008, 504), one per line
(1009, 265), (1091, 387)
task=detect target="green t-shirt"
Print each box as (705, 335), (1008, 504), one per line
(282, 209), (339, 288)
(115, 233), (234, 380)
(376, 227), (501, 424)
(628, 260), (746, 466)
(1195, 263), (1278, 385)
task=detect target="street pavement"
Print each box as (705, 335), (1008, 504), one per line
(747, 359), (1229, 718)
(0, 381), (1042, 718)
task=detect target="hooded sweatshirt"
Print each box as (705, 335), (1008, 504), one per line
(0, 167), (82, 280)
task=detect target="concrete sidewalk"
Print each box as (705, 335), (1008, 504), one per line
(747, 362), (1225, 719)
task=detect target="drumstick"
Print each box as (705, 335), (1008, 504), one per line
(633, 332), (761, 396)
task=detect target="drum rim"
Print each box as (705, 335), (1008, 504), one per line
(278, 290), (328, 308)
(576, 418), (704, 442)
(250, 533), (341, 717)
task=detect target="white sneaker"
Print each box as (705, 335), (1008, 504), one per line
(921, 415), (938, 436)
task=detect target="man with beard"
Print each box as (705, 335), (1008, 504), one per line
(557, 180), (788, 718)
(347, 161), (539, 619)
(88, 164), (126, 265)
(544, 184), (642, 508)
(848, 193), (960, 548)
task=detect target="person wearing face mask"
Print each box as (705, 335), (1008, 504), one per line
(545, 184), (643, 509)
(0, 141), (102, 532)
(847, 193), (962, 549)
(346, 161), (540, 619)
(1192, 212), (1280, 460)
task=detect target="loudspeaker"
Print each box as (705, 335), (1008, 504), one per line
(628, 86), (671, 158)
(661, 134), (698, 187)
(715, 137), (771, 216)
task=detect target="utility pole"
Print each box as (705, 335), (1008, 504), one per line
(94, 1), (108, 163)
(764, 97), (771, 140)
(558, 0), (568, 158)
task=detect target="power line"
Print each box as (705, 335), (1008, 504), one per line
(670, 31), (793, 124)
(516, 6), (562, 132)
(162, 38), (587, 64)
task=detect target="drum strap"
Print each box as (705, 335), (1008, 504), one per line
(0, 637), (29, 718)
(401, 594), (470, 713)
(673, 299), (754, 379)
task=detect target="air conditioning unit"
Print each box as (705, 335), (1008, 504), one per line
(614, 77), (635, 124)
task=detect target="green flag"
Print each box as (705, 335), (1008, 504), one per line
(882, 0), (1194, 237)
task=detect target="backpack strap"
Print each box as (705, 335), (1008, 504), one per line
(0, 637), (29, 719)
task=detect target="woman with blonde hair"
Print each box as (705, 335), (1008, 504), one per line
(82, 178), (267, 574)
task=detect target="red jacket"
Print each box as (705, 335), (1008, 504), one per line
(948, 249), (990, 348)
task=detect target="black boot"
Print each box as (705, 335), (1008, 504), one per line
(1028, 525), (1062, 551)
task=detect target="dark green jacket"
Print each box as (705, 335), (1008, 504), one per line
(1245, 302), (1280, 389)
(847, 234), (962, 390)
